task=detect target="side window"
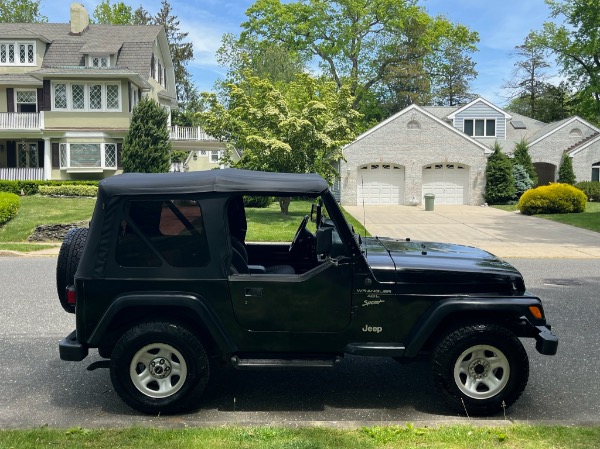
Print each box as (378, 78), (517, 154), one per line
(116, 199), (210, 267)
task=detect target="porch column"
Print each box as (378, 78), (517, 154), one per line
(43, 137), (51, 180)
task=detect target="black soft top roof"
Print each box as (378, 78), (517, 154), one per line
(98, 169), (330, 197)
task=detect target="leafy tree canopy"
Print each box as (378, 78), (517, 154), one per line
(92, 0), (133, 24)
(0, 0), (46, 22)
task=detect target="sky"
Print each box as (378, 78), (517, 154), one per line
(41, 0), (559, 106)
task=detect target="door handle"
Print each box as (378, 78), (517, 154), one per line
(244, 288), (263, 297)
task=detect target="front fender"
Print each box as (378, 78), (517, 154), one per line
(403, 295), (549, 357)
(86, 292), (237, 353)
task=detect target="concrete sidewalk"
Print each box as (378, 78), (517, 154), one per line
(344, 204), (600, 259)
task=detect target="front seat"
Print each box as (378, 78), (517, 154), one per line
(231, 236), (295, 275)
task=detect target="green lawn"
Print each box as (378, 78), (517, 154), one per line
(492, 202), (600, 233)
(0, 424), (599, 448)
(0, 195), (96, 251)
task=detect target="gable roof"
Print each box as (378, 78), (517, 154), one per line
(447, 97), (512, 119)
(346, 103), (493, 154)
(528, 116), (600, 146)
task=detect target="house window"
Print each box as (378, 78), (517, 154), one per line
(593, 162), (600, 182)
(17, 142), (38, 168)
(59, 143), (118, 169)
(0, 41), (35, 66)
(89, 56), (110, 68)
(15, 90), (37, 112)
(211, 151), (220, 163)
(52, 82), (121, 111)
(464, 119), (496, 137)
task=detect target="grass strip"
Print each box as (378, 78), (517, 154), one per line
(0, 424), (599, 449)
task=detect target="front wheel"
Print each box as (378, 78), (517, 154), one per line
(110, 322), (209, 414)
(431, 323), (529, 416)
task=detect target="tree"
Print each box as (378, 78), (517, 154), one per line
(154, 0), (194, 103)
(199, 71), (361, 213)
(503, 37), (551, 119)
(92, 0), (133, 25)
(132, 6), (152, 25)
(557, 152), (576, 185)
(122, 98), (172, 173)
(240, 0), (478, 119)
(513, 139), (538, 186)
(484, 142), (516, 204)
(505, 82), (571, 123)
(0, 0), (46, 22)
(513, 164), (534, 201)
(530, 0), (600, 123)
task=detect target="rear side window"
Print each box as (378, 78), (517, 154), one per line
(116, 199), (210, 268)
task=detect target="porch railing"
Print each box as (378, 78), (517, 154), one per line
(169, 125), (219, 142)
(0, 167), (44, 181)
(0, 112), (42, 130)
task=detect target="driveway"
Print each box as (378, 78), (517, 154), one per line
(343, 204), (600, 259)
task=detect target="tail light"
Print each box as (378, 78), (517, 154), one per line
(66, 285), (77, 306)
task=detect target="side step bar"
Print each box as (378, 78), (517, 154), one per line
(231, 355), (342, 370)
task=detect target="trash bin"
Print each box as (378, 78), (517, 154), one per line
(424, 193), (435, 211)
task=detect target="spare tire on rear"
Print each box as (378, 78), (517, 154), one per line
(56, 227), (88, 313)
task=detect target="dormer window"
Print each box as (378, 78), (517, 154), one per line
(464, 119), (496, 137)
(88, 55), (110, 68)
(0, 41), (36, 66)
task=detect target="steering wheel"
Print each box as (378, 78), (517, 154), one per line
(289, 215), (309, 252)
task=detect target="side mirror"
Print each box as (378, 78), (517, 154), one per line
(316, 227), (333, 255)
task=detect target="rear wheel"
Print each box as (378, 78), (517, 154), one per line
(56, 227), (88, 313)
(110, 321), (209, 414)
(431, 323), (529, 416)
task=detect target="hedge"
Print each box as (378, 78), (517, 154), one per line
(0, 192), (20, 226)
(518, 183), (587, 215)
(0, 180), (99, 196)
(38, 185), (98, 197)
(575, 181), (600, 202)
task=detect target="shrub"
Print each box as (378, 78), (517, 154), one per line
(518, 183), (587, 215)
(513, 139), (537, 186)
(557, 153), (576, 185)
(38, 185), (98, 197)
(575, 181), (600, 202)
(0, 180), (99, 195)
(0, 192), (20, 226)
(485, 142), (516, 204)
(243, 195), (274, 208)
(513, 164), (534, 201)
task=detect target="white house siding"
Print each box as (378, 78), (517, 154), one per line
(453, 103), (507, 140)
(341, 108), (487, 206)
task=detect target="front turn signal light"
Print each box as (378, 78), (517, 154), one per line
(529, 305), (543, 320)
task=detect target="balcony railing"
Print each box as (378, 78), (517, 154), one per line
(0, 112), (43, 130)
(170, 125), (219, 142)
(0, 167), (44, 181)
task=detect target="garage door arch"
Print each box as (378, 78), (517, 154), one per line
(422, 163), (470, 205)
(357, 163), (405, 204)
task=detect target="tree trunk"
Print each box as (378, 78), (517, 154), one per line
(279, 197), (291, 215)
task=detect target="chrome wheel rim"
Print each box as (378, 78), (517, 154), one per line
(130, 343), (187, 399)
(453, 344), (510, 399)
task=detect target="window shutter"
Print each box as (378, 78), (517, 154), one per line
(7, 141), (16, 168)
(38, 140), (44, 168)
(37, 88), (43, 112)
(42, 80), (51, 111)
(117, 143), (122, 169)
(52, 142), (59, 168)
(6, 88), (14, 112)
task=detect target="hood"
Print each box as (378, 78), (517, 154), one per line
(364, 237), (525, 295)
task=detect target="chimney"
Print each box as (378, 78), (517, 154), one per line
(70, 3), (89, 35)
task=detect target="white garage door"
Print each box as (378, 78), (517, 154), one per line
(422, 163), (469, 205)
(357, 164), (405, 204)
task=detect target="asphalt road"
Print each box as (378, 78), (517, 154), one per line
(1, 256), (599, 428)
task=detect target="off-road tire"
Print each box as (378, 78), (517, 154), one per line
(110, 321), (209, 414)
(56, 227), (88, 313)
(431, 323), (529, 416)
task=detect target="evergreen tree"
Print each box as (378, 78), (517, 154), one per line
(513, 163), (534, 201)
(484, 142), (516, 204)
(122, 98), (171, 173)
(513, 139), (538, 186)
(557, 152), (576, 185)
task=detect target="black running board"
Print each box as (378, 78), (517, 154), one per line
(231, 355), (342, 370)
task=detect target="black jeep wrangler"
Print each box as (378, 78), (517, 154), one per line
(57, 169), (557, 416)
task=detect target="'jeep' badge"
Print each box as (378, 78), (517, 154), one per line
(362, 325), (383, 333)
